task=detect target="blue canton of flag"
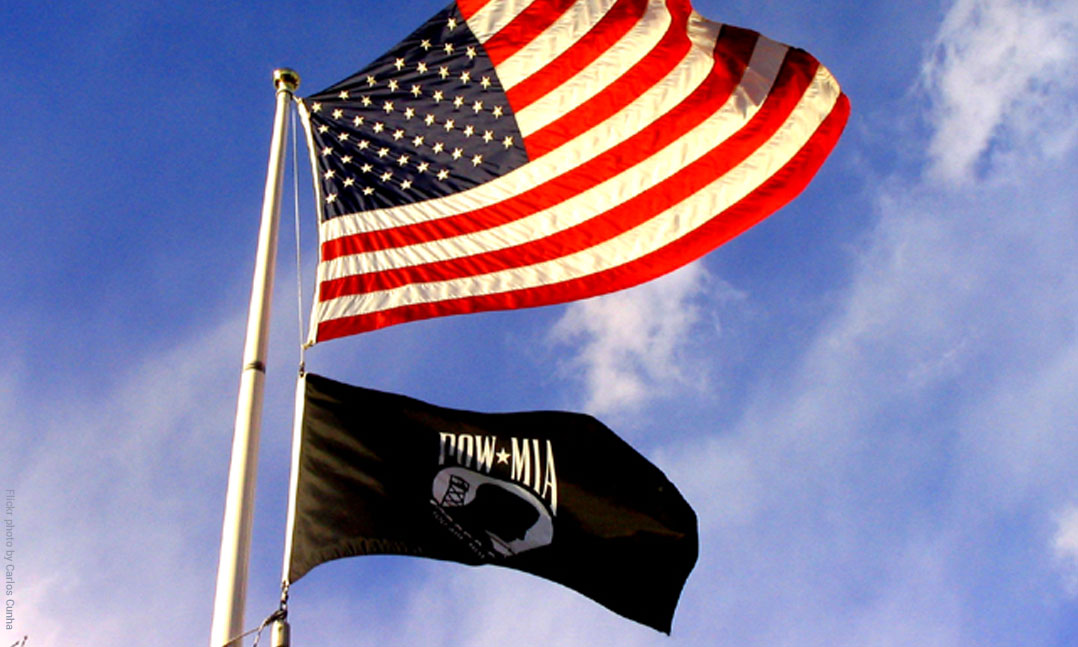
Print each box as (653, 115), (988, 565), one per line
(303, 4), (529, 217)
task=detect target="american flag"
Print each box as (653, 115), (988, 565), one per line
(301, 0), (849, 343)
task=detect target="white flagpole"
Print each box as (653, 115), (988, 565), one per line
(210, 67), (300, 647)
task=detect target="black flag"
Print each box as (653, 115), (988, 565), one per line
(287, 373), (698, 633)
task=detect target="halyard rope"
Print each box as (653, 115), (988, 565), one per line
(290, 103), (307, 372)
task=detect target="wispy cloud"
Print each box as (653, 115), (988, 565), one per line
(1054, 505), (1078, 595)
(547, 263), (738, 416)
(921, 0), (1078, 183)
(11, 315), (242, 644)
(7, 267), (313, 645)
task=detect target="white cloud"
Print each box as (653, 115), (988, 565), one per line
(921, 0), (1078, 184)
(5, 265), (312, 645)
(291, 561), (665, 647)
(1053, 505), (1078, 594)
(648, 184), (1078, 645)
(547, 262), (738, 416)
(9, 316), (243, 644)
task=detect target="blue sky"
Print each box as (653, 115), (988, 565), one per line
(4, 0), (1078, 645)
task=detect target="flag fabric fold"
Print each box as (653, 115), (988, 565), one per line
(300, 0), (849, 343)
(286, 373), (698, 633)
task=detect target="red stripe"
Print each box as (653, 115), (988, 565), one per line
(319, 48), (818, 301)
(320, 25), (759, 264)
(506, 0), (649, 111)
(523, 0), (695, 158)
(482, 0), (579, 66)
(456, 0), (496, 20)
(316, 91), (849, 341)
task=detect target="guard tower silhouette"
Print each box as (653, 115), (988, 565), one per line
(441, 473), (471, 507)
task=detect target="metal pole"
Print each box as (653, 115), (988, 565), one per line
(270, 617), (291, 647)
(210, 67), (300, 647)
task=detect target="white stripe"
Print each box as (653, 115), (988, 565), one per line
(465, 0), (538, 42)
(514, 0), (672, 137)
(495, 0), (621, 90)
(322, 36), (784, 279)
(319, 16), (728, 241)
(314, 65), (842, 324)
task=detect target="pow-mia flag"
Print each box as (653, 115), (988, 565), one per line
(286, 373), (698, 633)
